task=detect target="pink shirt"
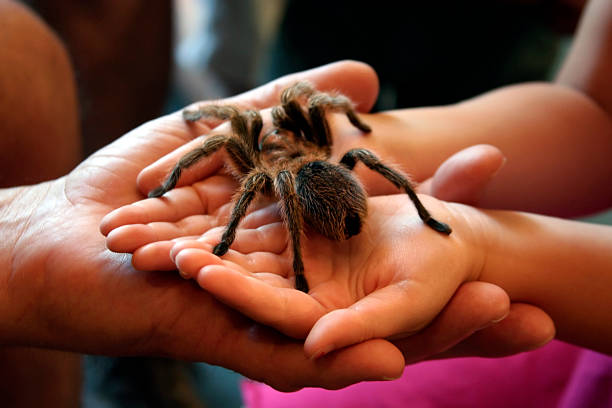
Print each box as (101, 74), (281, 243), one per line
(242, 341), (612, 407)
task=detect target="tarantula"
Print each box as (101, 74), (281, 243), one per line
(149, 82), (451, 292)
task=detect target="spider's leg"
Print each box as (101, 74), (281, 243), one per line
(340, 148), (452, 234)
(183, 105), (256, 151)
(275, 170), (309, 293)
(282, 99), (314, 143)
(307, 103), (333, 148)
(281, 81), (316, 101)
(278, 82), (317, 143)
(245, 110), (263, 152)
(224, 137), (256, 175)
(148, 134), (228, 198)
(309, 93), (371, 134)
(271, 105), (300, 135)
(305, 94), (371, 150)
(213, 171), (272, 256)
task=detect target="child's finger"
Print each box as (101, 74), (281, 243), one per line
(171, 222), (289, 258)
(219, 222), (288, 255)
(238, 204), (283, 229)
(173, 249), (325, 338)
(171, 238), (290, 277)
(128, 236), (204, 271)
(101, 189), (203, 236)
(131, 240), (177, 271)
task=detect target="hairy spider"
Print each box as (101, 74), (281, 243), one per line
(149, 81), (451, 292)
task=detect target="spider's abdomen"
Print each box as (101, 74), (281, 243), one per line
(296, 161), (367, 241)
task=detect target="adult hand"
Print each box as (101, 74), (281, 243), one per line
(1, 61), (413, 391)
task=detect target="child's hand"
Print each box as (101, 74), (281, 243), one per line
(169, 194), (488, 359)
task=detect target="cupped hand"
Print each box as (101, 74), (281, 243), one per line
(168, 195), (476, 354)
(3, 61), (415, 391)
(170, 193), (553, 364)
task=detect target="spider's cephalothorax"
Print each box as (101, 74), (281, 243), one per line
(149, 81), (451, 292)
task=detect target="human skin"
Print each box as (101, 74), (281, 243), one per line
(0, 0), (80, 187)
(2, 59), (540, 391)
(22, 0), (172, 155)
(164, 0), (612, 361)
(109, 79), (612, 372)
(100, 99), (564, 367)
(121, 81), (612, 359)
(165, 192), (612, 360)
(0, 1), (81, 406)
(106, 0), (612, 371)
(105, 80), (612, 368)
(0, 62), (422, 391)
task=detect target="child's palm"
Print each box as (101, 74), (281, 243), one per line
(170, 195), (475, 359)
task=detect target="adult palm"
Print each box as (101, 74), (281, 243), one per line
(2, 61), (401, 391)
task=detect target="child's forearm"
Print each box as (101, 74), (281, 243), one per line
(372, 0), (612, 216)
(357, 83), (612, 217)
(470, 206), (612, 354)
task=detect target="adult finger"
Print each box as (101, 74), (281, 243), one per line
(391, 281), (510, 364)
(432, 303), (555, 359)
(100, 175), (236, 235)
(228, 60), (379, 113)
(227, 326), (404, 391)
(303, 279), (458, 359)
(137, 60), (379, 194)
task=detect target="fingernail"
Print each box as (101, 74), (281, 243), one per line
(489, 156), (507, 179)
(491, 313), (508, 324)
(178, 269), (191, 280)
(309, 344), (334, 361)
(478, 312), (509, 330)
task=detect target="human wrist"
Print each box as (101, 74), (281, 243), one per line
(443, 201), (490, 283)
(0, 183), (53, 345)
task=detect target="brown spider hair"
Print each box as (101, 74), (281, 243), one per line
(149, 81), (451, 292)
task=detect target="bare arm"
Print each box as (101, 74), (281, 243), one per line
(0, 61), (412, 390)
(21, 0), (173, 155)
(337, 84), (611, 217)
(557, 0), (612, 113)
(163, 193), (612, 357)
(472, 207), (612, 354)
(335, 0), (612, 217)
